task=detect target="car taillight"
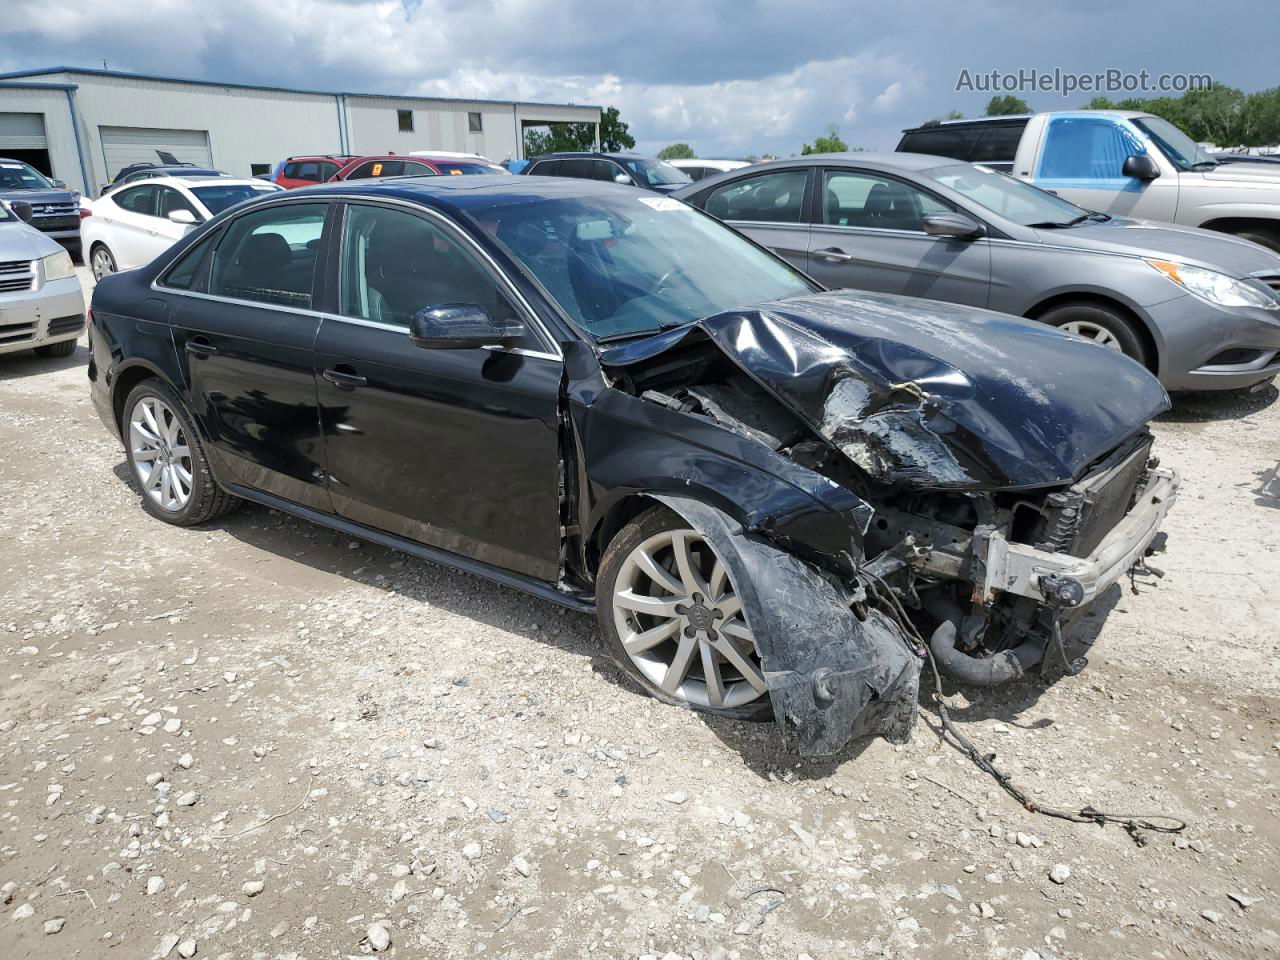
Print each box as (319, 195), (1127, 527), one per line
(79, 207), (92, 219)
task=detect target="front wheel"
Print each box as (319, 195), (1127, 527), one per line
(1037, 302), (1149, 367)
(597, 506), (771, 720)
(1234, 228), (1280, 255)
(90, 244), (117, 281)
(122, 380), (239, 526)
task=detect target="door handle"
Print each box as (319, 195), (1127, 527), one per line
(323, 366), (367, 390)
(184, 338), (218, 357)
(815, 247), (855, 263)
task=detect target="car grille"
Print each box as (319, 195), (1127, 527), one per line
(0, 259), (34, 293)
(47, 313), (85, 337)
(31, 201), (78, 218)
(1068, 438), (1153, 558)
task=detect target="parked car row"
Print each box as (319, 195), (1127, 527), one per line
(0, 197), (85, 358)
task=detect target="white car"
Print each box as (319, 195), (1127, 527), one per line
(81, 176), (281, 280)
(667, 158), (751, 182)
(0, 199), (85, 358)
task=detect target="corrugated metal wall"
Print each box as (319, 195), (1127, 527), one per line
(0, 87), (83, 191)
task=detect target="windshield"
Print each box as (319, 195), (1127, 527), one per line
(473, 192), (814, 340)
(1132, 116), (1216, 170)
(0, 160), (54, 191)
(620, 158), (692, 187)
(192, 184), (279, 215)
(433, 160), (510, 176)
(929, 163), (1090, 227)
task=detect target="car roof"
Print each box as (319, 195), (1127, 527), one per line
(682, 152), (961, 175)
(115, 176), (275, 189)
(285, 154), (353, 162)
(247, 173), (645, 215)
(527, 152), (653, 161)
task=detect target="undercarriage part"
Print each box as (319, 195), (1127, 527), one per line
(654, 494), (922, 756)
(927, 620), (1045, 686)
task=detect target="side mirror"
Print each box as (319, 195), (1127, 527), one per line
(167, 209), (199, 225)
(1122, 154), (1160, 180)
(51, 179), (66, 189)
(409, 303), (525, 350)
(9, 200), (34, 224)
(922, 211), (985, 239)
(613, 172), (634, 185)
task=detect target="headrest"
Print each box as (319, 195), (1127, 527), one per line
(239, 232), (291, 270)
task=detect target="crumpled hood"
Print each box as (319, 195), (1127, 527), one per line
(603, 291), (1169, 491)
(1035, 217), (1280, 277)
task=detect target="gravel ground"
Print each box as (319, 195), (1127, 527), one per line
(1, 268), (1277, 960)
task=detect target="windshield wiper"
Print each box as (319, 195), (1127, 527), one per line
(1027, 213), (1092, 229)
(1191, 160), (1219, 170)
(594, 320), (690, 344)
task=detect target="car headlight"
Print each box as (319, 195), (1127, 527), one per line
(40, 249), (75, 283)
(1146, 258), (1278, 310)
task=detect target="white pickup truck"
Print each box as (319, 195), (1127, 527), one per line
(898, 111), (1280, 252)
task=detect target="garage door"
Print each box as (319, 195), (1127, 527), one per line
(99, 125), (213, 179)
(0, 113), (48, 150)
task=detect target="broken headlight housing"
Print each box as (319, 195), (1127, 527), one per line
(1146, 258), (1278, 310)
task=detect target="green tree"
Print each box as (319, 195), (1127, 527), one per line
(924, 109), (965, 124)
(657, 142), (695, 160)
(801, 124), (849, 155)
(599, 106), (635, 152)
(985, 95), (1030, 116)
(1083, 96), (1117, 109)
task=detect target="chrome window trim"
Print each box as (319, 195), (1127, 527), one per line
(149, 192), (564, 361)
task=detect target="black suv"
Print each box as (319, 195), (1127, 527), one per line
(0, 157), (81, 254)
(522, 152), (692, 193)
(87, 176), (1175, 757)
(895, 117), (1030, 173)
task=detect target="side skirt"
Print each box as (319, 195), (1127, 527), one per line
(223, 483), (596, 614)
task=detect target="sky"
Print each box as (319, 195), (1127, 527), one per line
(1, 0), (1277, 157)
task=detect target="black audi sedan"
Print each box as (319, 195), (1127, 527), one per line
(87, 177), (1178, 755)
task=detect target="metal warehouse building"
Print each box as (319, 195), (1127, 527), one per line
(0, 66), (601, 195)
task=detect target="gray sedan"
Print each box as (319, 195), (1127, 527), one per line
(672, 153), (1280, 392)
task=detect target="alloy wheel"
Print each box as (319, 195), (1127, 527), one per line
(1061, 320), (1123, 351)
(92, 247), (116, 281)
(128, 396), (193, 512)
(611, 528), (767, 710)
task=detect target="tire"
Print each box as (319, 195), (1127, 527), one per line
(90, 243), (117, 282)
(1234, 229), (1280, 255)
(1037, 301), (1149, 367)
(121, 379), (240, 526)
(34, 339), (77, 358)
(596, 505), (772, 721)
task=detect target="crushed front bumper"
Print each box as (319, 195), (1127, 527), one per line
(977, 467), (1180, 608)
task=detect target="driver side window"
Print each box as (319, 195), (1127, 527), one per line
(338, 204), (532, 346)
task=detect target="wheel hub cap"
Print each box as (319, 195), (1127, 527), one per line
(128, 396), (193, 513)
(611, 528), (767, 710)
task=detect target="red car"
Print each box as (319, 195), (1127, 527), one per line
(273, 155), (354, 189)
(325, 154), (508, 182)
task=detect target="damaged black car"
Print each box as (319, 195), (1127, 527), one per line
(87, 176), (1180, 756)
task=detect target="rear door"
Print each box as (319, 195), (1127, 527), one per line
(805, 167), (990, 307)
(695, 167), (812, 271)
(104, 185), (161, 268)
(313, 201), (564, 581)
(165, 200), (333, 511)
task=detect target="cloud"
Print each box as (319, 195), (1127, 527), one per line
(1, 0), (1276, 156)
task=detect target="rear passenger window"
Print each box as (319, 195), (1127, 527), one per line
(338, 204), (527, 343)
(115, 186), (157, 217)
(209, 203), (328, 308)
(970, 124), (1025, 164)
(160, 231), (219, 291)
(560, 159), (593, 179)
(704, 170), (807, 223)
(898, 126), (982, 161)
(529, 160), (562, 176)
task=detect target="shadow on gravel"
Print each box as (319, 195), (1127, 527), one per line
(1256, 461), (1280, 508)
(1158, 382), (1277, 422)
(104, 455), (1138, 780)
(0, 342), (88, 380)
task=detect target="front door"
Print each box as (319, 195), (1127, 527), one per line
(166, 200), (332, 511)
(314, 201), (564, 582)
(700, 168), (813, 272)
(1031, 114), (1179, 222)
(805, 168), (991, 307)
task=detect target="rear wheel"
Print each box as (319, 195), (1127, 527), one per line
(1037, 302), (1149, 366)
(34, 339), (77, 358)
(122, 379), (239, 526)
(90, 244), (117, 281)
(597, 506), (771, 720)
